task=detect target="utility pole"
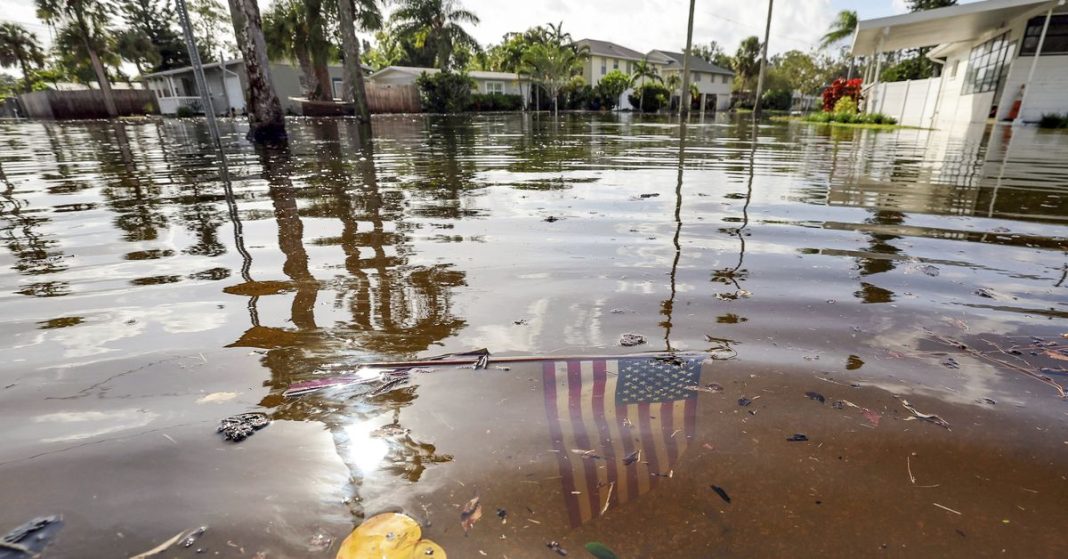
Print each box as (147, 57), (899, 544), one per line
(752, 0), (774, 119)
(679, 0), (697, 118)
(175, 0), (223, 149)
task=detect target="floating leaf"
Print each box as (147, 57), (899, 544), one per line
(585, 541), (619, 559)
(710, 485), (732, 504)
(460, 496), (482, 534)
(622, 449), (640, 466)
(336, 512), (446, 559)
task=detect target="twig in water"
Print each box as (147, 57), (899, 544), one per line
(907, 456), (916, 484)
(600, 482), (614, 516)
(933, 503), (962, 516)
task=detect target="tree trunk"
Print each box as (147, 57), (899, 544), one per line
(295, 47), (315, 97)
(336, 0), (370, 123)
(17, 54), (33, 93)
(227, 0), (287, 143)
(86, 48), (119, 117)
(304, 0), (332, 101)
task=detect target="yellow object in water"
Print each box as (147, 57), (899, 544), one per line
(336, 512), (445, 559)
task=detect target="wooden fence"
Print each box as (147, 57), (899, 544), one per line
(17, 89), (159, 119)
(365, 83), (421, 113)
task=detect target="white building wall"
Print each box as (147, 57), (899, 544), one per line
(996, 55), (1068, 122)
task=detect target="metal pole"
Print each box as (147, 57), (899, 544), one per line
(752, 0), (774, 119)
(176, 0), (223, 148)
(679, 0), (696, 118)
(1014, 2), (1057, 125)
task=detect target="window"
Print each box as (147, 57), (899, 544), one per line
(612, 59), (618, 70)
(694, 72), (701, 82)
(722, 75), (729, 84)
(332, 78), (344, 99)
(949, 59), (960, 78)
(485, 81), (504, 94)
(600, 59), (606, 75)
(962, 33), (1013, 95)
(1021, 14), (1068, 55)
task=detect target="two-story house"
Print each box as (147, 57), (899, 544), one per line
(646, 50), (734, 111)
(576, 39), (647, 87)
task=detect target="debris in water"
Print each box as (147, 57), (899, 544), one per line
(1, 515), (62, 557)
(933, 503), (962, 516)
(900, 399), (950, 430)
(979, 398), (996, 405)
(831, 400), (845, 409)
(862, 409), (882, 427)
(585, 542), (618, 559)
(941, 357), (960, 369)
(916, 264), (940, 277)
(974, 288), (995, 298)
(544, 216), (560, 223)
(622, 450), (641, 466)
(181, 527), (207, 548)
(474, 354), (490, 370)
(786, 434), (809, 442)
(846, 355), (865, 370)
(336, 513), (444, 559)
(460, 496), (482, 535)
(217, 412), (270, 442)
(618, 333), (646, 347)
(546, 541), (568, 556)
(638, 193), (660, 199)
(710, 485), (731, 504)
(600, 482), (614, 516)
(804, 391), (826, 403)
(737, 397), (753, 407)
(130, 527), (202, 559)
(496, 508), (508, 523)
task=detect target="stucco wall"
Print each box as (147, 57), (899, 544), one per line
(996, 55), (1068, 122)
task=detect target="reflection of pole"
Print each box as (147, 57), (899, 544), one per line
(734, 122), (756, 273)
(218, 151), (259, 326)
(679, 0), (696, 118)
(664, 121), (687, 350)
(176, 0), (223, 148)
(753, 0), (774, 119)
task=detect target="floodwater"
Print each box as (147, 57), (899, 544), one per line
(1, 113), (1066, 558)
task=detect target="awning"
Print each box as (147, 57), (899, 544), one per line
(851, 0), (1053, 56)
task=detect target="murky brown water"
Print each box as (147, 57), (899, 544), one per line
(1, 114), (1067, 558)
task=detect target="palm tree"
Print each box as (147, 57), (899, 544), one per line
(629, 55), (662, 111)
(522, 41), (584, 116)
(115, 28), (159, 76)
(733, 36), (761, 95)
(263, 0), (315, 96)
(35, 0), (119, 116)
(0, 23), (46, 92)
(819, 10), (857, 49)
(336, 0), (376, 122)
(391, 0), (479, 70)
(225, 0), (287, 142)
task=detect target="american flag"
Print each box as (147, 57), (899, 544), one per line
(543, 356), (703, 527)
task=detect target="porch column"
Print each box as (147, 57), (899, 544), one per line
(167, 76), (177, 97)
(1014, 3), (1056, 125)
(700, 93), (706, 120)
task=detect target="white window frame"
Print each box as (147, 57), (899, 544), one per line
(484, 81), (505, 94)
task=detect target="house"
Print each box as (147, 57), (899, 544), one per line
(576, 39), (647, 85)
(646, 50), (733, 111)
(368, 66), (529, 96)
(141, 60), (369, 116)
(851, 0), (1068, 127)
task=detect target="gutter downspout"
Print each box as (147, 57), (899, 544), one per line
(1014, 1), (1061, 126)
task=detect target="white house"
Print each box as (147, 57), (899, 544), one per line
(646, 50), (733, 111)
(852, 0), (1068, 127)
(367, 66), (528, 96)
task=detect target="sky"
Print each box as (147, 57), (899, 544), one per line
(0, 0), (966, 77)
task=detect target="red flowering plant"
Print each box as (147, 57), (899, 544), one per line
(821, 78), (863, 112)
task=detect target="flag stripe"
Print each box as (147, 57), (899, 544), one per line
(543, 360), (582, 528)
(578, 360), (606, 519)
(637, 402), (659, 490)
(662, 401), (677, 467)
(603, 360), (628, 507)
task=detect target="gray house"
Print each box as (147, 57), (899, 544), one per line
(141, 60), (367, 116)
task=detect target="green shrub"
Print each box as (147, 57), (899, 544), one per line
(417, 70), (474, 113)
(833, 96), (858, 115)
(596, 70), (630, 110)
(1038, 113), (1068, 129)
(469, 92), (523, 111)
(802, 110), (897, 126)
(760, 89), (792, 111)
(175, 105), (195, 118)
(627, 82), (671, 113)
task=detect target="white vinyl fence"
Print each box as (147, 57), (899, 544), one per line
(865, 78), (941, 128)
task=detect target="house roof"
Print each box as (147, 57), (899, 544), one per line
(648, 50), (734, 75)
(369, 66), (526, 81)
(851, 0), (1052, 56)
(575, 39), (646, 61)
(140, 60), (243, 79)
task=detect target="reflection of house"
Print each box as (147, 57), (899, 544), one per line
(853, 0), (1068, 127)
(646, 50), (733, 111)
(140, 60), (369, 116)
(367, 66), (528, 96)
